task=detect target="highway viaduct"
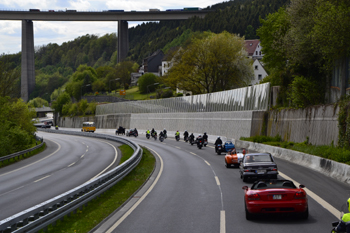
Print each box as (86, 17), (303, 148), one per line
(0, 10), (209, 102)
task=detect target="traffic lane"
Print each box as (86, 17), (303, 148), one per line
(155, 139), (336, 232)
(110, 138), (223, 233)
(0, 133), (120, 220)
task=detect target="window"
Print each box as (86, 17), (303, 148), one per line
(256, 51), (258, 55)
(255, 66), (258, 70)
(259, 51), (262, 55)
(258, 74), (262, 80)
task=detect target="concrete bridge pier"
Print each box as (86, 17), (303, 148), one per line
(21, 19), (35, 102)
(117, 20), (129, 63)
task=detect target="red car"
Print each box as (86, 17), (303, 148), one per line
(242, 179), (308, 220)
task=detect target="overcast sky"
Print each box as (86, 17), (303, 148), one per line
(0, 0), (223, 54)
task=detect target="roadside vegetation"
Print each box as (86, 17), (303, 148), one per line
(240, 135), (350, 165)
(42, 146), (155, 233)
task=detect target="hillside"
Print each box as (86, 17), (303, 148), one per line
(0, 0), (290, 101)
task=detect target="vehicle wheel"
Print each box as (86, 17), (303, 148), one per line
(225, 162), (231, 168)
(300, 207), (309, 220)
(217, 151), (221, 155)
(245, 203), (254, 220)
(243, 176), (248, 182)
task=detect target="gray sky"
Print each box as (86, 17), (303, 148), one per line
(0, 0), (222, 54)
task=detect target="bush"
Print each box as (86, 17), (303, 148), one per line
(288, 76), (323, 108)
(137, 73), (158, 94)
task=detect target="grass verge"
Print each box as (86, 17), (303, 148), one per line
(0, 142), (46, 169)
(240, 135), (350, 165)
(41, 146), (155, 233)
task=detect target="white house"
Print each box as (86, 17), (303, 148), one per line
(251, 59), (268, 85)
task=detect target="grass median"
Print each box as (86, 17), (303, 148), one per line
(42, 145), (156, 233)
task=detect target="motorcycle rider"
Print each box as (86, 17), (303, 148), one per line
(214, 136), (223, 152)
(146, 129), (150, 138)
(203, 132), (208, 146)
(175, 130), (180, 140)
(183, 130), (189, 141)
(335, 198), (350, 233)
(151, 128), (155, 137)
(196, 134), (204, 145)
(134, 128), (138, 136)
(163, 128), (167, 135)
(189, 133), (195, 143)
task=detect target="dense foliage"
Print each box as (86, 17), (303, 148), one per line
(0, 97), (37, 156)
(0, 0), (289, 102)
(258, 0), (350, 107)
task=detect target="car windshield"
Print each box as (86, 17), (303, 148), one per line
(244, 154), (272, 163)
(225, 141), (233, 145)
(252, 180), (296, 189)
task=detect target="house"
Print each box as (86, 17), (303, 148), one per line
(251, 59), (268, 85)
(244, 39), (267, 85)
(130, 50), (164, 86)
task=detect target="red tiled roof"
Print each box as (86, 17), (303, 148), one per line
(244, 40), (260, 56)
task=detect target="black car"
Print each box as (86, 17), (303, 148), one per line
(239, 153), (278, 182)
(41, 124), (51, 129)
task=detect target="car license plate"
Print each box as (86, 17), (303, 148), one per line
(273, 195), (282, 200)
(257, 170), (265, 174)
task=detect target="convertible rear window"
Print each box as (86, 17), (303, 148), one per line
(252, 180), (296, 189)
(244, 154), (273, 163)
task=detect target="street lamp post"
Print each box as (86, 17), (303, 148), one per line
(109, 78), (120, 92)
(147, 83), (159, 99)
(81, 84), (91, 99)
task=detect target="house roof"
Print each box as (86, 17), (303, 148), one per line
(244, 40), (260, 56)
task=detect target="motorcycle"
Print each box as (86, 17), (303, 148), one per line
(331, 204), (348, 233)
(134, 132), (138, 137)
(184, 135), (188, 142)
(163, 131), (167, 139)
(159, 135), (164, 142)
(189, 137), (195, 145)
(216, 144), (223, 155)
(146, 133), (150, 139)
(55, 126), (58, 130)
(175, 135), (180, 141)
(197, 140), (203, 149)
(204, 139), (208, 147)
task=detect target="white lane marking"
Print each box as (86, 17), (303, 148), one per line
(86, 149), (88, 152)
(106, 146), (163, 233)
(88, 140), (118, 181)
(34, 175), (51, 183)
(0, 139), (61, 178)
(0, 186), (25, 198)
(215, 176), (220, 186)
(175, 146), (181, 149)
(220, 210), (226, 233)
(205, 160), (210, 166)
(190, 152), (197, 155)
(279, 171), (340, 218)
(68, 162), (75, 167)
(81, 154), (85, 158)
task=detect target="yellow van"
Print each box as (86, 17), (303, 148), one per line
(82, 122), (96, 132)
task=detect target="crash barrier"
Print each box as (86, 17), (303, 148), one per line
(234, 139), (350, 186)
(0, 135), (44, 163)
(0, 129), (143, 233)
(96, 83), (270, 115)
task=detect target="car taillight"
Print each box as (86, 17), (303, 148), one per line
(244, 169), (250, 172)
(271, 168), (278, 171)
(294, 192), (306, 199)
(247, 193), (260, 200)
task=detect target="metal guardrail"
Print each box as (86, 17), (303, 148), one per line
(0, 135), (44, 163)
(0, 129), (143, 233)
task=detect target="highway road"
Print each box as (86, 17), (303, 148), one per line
(92, 131), (350, 233)
(2, 129), (349, 232)
(0, 131), (121, 220)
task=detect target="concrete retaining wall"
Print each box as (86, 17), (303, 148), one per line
(234, 139), (350, 185)
(267, 105), (339, 145)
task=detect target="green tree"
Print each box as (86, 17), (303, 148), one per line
(28, 97), (49, 108)
(245, 25), (257, 39)
(165, 31), (252, 94)
(51, 92), (71, 115)
(0, 60), (20, 98)
(115, 61), (138, 88)
(138, 73), (158, 94)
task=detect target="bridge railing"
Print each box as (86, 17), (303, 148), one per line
(0, 129), (143, 233)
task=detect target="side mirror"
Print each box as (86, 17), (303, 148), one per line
(242, 186), (248, 190)
(299, 184), (305, 188)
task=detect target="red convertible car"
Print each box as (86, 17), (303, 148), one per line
(242, 179), (308, 220)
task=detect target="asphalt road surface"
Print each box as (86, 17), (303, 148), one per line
(0, 131), (121, 220)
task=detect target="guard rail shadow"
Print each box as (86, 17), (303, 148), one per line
(0, 129), (143, 233)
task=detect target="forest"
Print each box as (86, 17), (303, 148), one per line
(0, 0), (290, 102)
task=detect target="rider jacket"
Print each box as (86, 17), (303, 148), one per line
(197, 137), (204, 143)
(215, 138), (223, 145)
(189, 134), (194, 140)
(203, 133), (208, 140)
(175, 131), (180, 136)
(183, 131), (189, 137)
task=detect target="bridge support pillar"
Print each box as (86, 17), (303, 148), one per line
(117, 20), (129, 63)
(21, 20), (35, 102)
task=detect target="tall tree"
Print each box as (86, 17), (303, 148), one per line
(165, 31), (252, 94)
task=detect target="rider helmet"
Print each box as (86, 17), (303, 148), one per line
(199, 134), (202, 137)
(217, 136), (220, 139)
